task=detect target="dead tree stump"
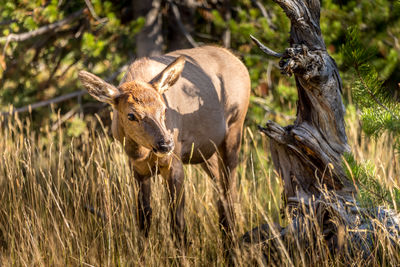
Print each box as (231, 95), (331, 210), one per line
(255, 0), (355, 207)
(244, 0), (400, 263)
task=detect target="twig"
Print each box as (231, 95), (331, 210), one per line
(250, 35), (283, 58)
(0, 61), (130, 116)
(252, 0), (269, 19)
(1, 91), (86, 116)
(388, 31), (400, 50)
(106, 62), (129, 82)
(84, 0), (100, 21)
(170, 2), (199, 48)
(170, 0), (211, 10)
(252, 96), (295, 121)
(251, 0), (277, 30)
(222, 0), (231, 48)
(51, 103), (105, 131)
(0, 19), (17, 26)
(51, 105), (80, 131)
(57, 58), (81, 80)
(49, 47), (66, 81)
(84, 0), (108, 24)
(0, 9), (84, 43)
(194, 32), (219, 41)
(69, 256), (96, 267)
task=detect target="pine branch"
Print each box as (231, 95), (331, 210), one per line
(344, 153), (397, 208)
(354, 64), (399, 121)
(343, 27), (400, 137)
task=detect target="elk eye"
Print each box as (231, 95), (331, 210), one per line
(127, 113), (138, 122)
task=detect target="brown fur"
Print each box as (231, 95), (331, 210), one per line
(79, 46), (251, 246)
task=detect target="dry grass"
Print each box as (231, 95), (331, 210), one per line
(0, 110), (398, 266)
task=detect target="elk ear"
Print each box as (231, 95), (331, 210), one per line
(78, 70), (120, 105)
(151, 56), (185, 94)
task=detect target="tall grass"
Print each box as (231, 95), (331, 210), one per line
(0, 109), (398, 266)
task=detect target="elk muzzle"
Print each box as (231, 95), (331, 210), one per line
(153, 138), (174, 155)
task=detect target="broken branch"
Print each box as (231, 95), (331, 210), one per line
(170, 2), (199, 48)
(1, 61), (129, 116)
(0, 9), (84, 43)
(250, 35), (283, 58)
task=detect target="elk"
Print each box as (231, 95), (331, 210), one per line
(79, 46), (250, 244)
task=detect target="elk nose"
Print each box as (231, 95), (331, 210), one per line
(156, 139), (174, 153)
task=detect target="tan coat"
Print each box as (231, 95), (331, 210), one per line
(79, 46), (250, 244)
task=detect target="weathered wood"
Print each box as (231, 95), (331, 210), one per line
(245, 0), (400, 263)
(255, 0), (355, 205)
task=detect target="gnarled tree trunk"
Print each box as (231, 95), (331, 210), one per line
(245, 0), (400, 263)
(257, 0), (355, 207)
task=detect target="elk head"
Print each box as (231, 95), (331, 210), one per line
(78, 56), (186, 155)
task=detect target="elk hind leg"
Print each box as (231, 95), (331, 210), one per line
(201, 130), (240, 240)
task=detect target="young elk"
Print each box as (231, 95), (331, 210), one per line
(79, 46), (250, 245)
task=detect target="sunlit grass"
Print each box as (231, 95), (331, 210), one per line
(0, 109), (398, 266)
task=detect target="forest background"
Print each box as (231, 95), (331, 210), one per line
(0, 0), (399, 265)
(1, 0), (400, 135)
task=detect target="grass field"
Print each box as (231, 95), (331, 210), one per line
(0, 108), (398, 266)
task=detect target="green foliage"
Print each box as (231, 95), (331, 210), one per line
(0, 0), (141, 117)
(342, 27), (400, 148)
(0, 0), (298, 133)
(0, 1), (399, 263)
(342, 24), (400, 208)
(275, 81), (298, 106)
(322, 0), (400, 98)
(67, 117), (87, 137)
(0, 0), (399, 136)
(205, 1), (297, 126)
(343, 152), (400, 209)
(82, 32), (106, 58)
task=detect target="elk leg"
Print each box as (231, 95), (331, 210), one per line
(161, 158), (186, 246)
(219, 125), (242, 266)
(217, 151), (237, 241)
(136, 174), (152, 237)
(218, 125), (242, 241)
(201, 145), (238, 265)
(201, 143), (238, 240)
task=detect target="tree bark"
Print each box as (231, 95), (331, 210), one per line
(257, 0), (355, 205)
(245, 0), (399, 262)
(167, 0), (198, 51)
(132, 0), (163, 57)
(221, 0), (231, 48)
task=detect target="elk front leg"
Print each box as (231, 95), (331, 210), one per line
(135, 173), (152, 237)
(160, 158), (186, 246)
